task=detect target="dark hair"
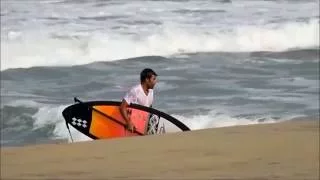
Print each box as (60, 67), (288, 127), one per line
(140, 68), (158, 82)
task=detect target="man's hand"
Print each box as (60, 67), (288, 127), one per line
(126, 121), (136, 132)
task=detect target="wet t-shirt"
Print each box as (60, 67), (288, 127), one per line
(123, 84), (154, 107)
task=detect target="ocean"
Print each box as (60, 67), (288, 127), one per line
(1, 0), (319, 147)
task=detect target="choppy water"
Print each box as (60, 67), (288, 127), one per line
(1, 0), (319, 147)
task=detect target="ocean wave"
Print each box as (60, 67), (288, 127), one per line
(250, 48), (319, 60)
(1, 19), (318, 70)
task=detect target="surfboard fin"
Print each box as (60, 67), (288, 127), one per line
(74, 97), (81, 103)
(159, 123), (166, 134)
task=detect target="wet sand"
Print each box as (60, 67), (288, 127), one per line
(1, 119), (319, 180)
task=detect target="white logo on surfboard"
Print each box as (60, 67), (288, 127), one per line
(71, 117), (87, 128)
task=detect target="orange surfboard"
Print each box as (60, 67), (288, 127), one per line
(62, 97), (190, 140)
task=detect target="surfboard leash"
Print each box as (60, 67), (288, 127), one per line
(65, 120), (74, 143)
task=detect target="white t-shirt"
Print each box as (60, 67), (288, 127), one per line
(123, 84), (154, 107)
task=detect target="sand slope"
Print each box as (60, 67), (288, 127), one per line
(1, 120), (319, 180)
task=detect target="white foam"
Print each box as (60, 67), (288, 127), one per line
(32, 105), (63, 129)
(1, 19), (318, 70)
(171, 110), (279, 131)
(31, 104), (92, 143)
(170, 109), (308, 133)
(53, 121), (92, 143)
(3, 100), (88, 142)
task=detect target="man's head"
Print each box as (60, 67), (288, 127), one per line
(140, 68), (158, 89)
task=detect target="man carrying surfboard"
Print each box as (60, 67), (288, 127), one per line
(120, 68), (158, 132)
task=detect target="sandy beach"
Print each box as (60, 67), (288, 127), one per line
(1, 119), (319, 180)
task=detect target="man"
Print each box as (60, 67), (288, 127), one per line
(120, 68), (158, 132)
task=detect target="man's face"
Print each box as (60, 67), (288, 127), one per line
(147, 75), (157, 89)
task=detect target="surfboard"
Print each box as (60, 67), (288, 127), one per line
(62, 97), (190, 141)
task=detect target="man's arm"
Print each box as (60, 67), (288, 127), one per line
(120, 99), (130, 124)
(120, 99), (136, 132)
